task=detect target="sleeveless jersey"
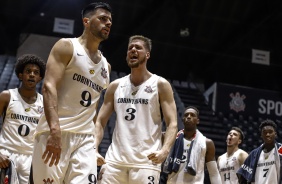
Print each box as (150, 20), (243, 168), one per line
(105, 74), (162, 171)
(0, 88), (43, 155)
(167, 137), (206, 184)
(35, 38), (109, 135)
(218, 149), (243, 184)
(253, 148), (277, 184)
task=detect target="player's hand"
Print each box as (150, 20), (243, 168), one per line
(147, 150), (168, 164)
(0, 154), (10, 168)
(42, 130), (62, 167)
(97, 152), (106, 166)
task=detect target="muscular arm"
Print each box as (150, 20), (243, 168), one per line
(0, 90), (10, 120)
(205, 138), (221, 184)
(148, 78), (177, 164)
(41, 38), (73, 166)
(0, 91), (11, 168)
(95, 79), (119, 166)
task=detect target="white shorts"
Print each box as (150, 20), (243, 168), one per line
(32, 132), (97, 184)
(0, 149), (31, 184)
(98, 163), (160, 184)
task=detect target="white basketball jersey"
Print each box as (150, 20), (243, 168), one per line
(0, 88), (43, 155)
(105, 74), (162, 171)
(167, 138), (206, 184)
(253, 148), (277, 184)
(35, 38), (109, 135)
(218, 149), (242, 184)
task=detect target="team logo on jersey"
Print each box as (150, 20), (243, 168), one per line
(25, 108), (31, 112)
(89, 69), (95, 74)
(38, 106), (44, 114)
(278, 145), (282, 155)
(229, 92), (246, 113)
(132, 90), (138, 96)
(101, 68), (108, 79)
(43, 178), (54, 184)
(144, 86), (153, 93)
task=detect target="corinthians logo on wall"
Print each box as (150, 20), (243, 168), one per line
(229, 92), (246, 113)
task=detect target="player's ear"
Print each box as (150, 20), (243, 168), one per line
(146, 52), (150, 59)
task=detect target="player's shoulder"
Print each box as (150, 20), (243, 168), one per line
(0, 90), (11, 104)
(52, 38), (73, 52)
(237, 148), (248, 156)
(108, 78), (123, 89)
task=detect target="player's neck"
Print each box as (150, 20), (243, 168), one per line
(130, 70), (151, 86)
(263, 143), (275, 153)
(18, 88), (37, 104)
(227, 146), (238, 157)
(78, 36), (100, 54)
(184, 130), (196, 141)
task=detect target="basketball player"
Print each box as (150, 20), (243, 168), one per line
(32, 2), (112, 184)
(217, 127), (248, 184)
(0, 54), (46, 184)
(164, 106), (221, 184)
(237, 119), (282, 183)
(95, 35), (178, 184)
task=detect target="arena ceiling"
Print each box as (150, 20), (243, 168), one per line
(1, 0), (282, 91)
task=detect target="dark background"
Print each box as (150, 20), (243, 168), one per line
(1, 0), (282, 91)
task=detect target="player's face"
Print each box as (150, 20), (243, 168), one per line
(182, 108), (199, 131)
(226, 130), (241, 147)
(126, 40), (149, 68)
(19, 64), (42, 89)
(261, 126), (276, 145)
(88, 8), (112, 40)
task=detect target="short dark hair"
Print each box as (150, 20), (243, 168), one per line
(185, 106), (199, 117)
(231, 127), (245, 141)
(129, 35), (152, 52)
(81, 2), (112, 18)
(15, 54), (46, 79)
(259, 119), (277, 133)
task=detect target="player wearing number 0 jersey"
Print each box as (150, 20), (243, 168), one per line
(217, 127), (248, 184)
(0, 54), (46, 184)
(32, 2), (112, 184)
(95, 35), (178, 184)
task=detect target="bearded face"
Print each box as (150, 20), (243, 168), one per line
(126, 40), (149, 68)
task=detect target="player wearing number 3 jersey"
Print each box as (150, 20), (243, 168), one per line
(32, 2), (112, 184)
(95, 35), (178, 184)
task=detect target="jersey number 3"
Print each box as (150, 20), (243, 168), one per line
(125, 108), (136, 121)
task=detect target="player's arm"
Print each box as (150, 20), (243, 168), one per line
(238, 150), (249, 166)
(0, 90), (11, 168)
(95, 79), (119, 166)
(148, 78), (177, 164)
(205, 138), (222, 184)
(217, 155), (222, 168)
(92, 63), (111, 124)
(41, 38), (73, 167)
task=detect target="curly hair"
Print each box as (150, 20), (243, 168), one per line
(259, 119), (277, 133)
(15, 54), (46, 79)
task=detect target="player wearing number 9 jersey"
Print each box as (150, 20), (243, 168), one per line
(0, 54), (46, 184)
(95, 35), (178, 184)
(32, 2), (112, 184)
